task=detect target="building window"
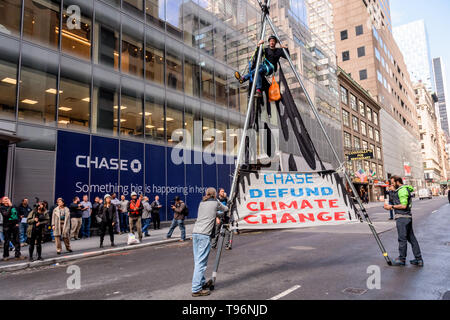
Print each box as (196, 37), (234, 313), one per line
(368, 126), (374, 139)
(377, 147), (382, 160)
(352, 116), (359, 132)
(202, 117), (215, 149)
(359, 101), (365, 116)
(377, 70), (383, 83)
(357, 46), (365, 57)
(145, 28), (165, 85)
(360, 121), (366, 136)
(375, 129), (380, 142)
(166, 102), (184, 145)
(344, 132), (351, 149)
(340, 30), (348, 40)
(201, 58), (215, 102)
(340, 86), (348, 104)
(350, 94), (357, 111)
(0, 0), (22, 36)
(359, 69), (368, 80)
(61, 1), (92, 60)
(366, 107), (372, 122)
(364, 160), (370, 173)
(362, 140), (368, 150)
(184, 50), (200, 98)
(18, 50), (58, 126)
(342, 51), (350, 62)
(94, 6), (120, 70)
(165, 0), (183, 39)
(122, 22), (144, 78)
(354, 136), (360, 150)
(215, 64), (227, 107)
(370, 144), (375, 156)
(374, 112), (379, 125)
(342, 110), (350, 127)
(92, 74), (119, 136)
(355, 25), (363, 36)
(119, 89), (144, 139)
(166, 38), (183, 92)
(23, 0), (60, 49)
(378, 164), (383, 178)
(375, 47), (381, 61)
(0, 41), (19, 121)
(144, 94), (165, 142)
(146, 0), (165, 29)
(58, 58), (91, 132)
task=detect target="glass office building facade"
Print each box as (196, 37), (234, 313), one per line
(0, 0), (340, 220)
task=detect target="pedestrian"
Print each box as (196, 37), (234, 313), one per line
(1, 196), (22, 260)
(92, 197), (102, 229)
(150, 195), (162, 230)
(52, 198), (72, 254)
(42, 201), (53, 242)
(119, 194), (129, 233)
(211, 189), (230, 249)
(191, 187), (228, 297)
(111, 193), (121, 234)
(69, 197), (83, 240)
(142, 196), (151, 237)
(234, 35), (289, 97)
(448, 189), (450, 203)
(386, 184), (395, 220)
(17, 198), (32, 246)
(27, 201), (49, 261)
(80, 195), (92, 238)
(127, 192), (143, 242)
(99, 194), (117, 248)
(166, 196), (187, 242)
(384, 176), (423, 267)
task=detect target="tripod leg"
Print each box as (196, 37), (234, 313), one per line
(210, 224), (226, 291)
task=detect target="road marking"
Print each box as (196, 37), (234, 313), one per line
(432, 210), (437, 213)
(289, 246), (315, 251)
(268, 285), (301, 300)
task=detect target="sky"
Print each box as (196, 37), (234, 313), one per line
(390, 0), (450, 97)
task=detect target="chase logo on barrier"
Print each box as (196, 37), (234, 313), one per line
(75, 155), (142, 173)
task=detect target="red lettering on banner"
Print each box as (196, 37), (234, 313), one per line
(246, 202), (258, 212)
(261, 214), (277, 224)
(300, 200), (313, 209)
(260, 203), (271, 211)
(280, 213), (297, 223)
(334, 212), (346, 221)
(298, 213), (315, 222)
(271, 202), (277, 210)
(244, 215), (259, 224)
(314, 199), (326, 208)
(279, 201), (298, 210)
(329, 199), (338, 208)
(317, 212), (332, 221)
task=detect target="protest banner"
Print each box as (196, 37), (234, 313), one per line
(234, 171), (360, 229)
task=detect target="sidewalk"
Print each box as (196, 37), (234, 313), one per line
(0, 221), (195, 272)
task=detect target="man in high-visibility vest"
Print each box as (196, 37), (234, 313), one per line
(384, 176), (423, 267)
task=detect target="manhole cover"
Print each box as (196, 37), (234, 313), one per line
(442, 291), (450, 300)
(342, 287), (367, 295)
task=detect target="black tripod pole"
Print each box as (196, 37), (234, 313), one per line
(210, 0), (273, 289)
(264, 15), (392, 266)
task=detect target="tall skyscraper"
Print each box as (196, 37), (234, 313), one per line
(330, 0), (424, 188)
(433, 57), (449, 135)
(393, 20), (433, 92)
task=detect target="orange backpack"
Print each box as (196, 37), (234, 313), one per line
(268, 76), (281, 102)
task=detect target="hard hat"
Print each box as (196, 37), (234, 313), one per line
(131, 192), (137, 197)
(104, 194), (111, 200)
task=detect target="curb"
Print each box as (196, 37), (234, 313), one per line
(0, 234), (193, 273)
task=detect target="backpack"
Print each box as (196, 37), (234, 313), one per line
(181, 204), (189, 217)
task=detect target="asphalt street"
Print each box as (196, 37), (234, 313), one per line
(0, 197), (449, 300)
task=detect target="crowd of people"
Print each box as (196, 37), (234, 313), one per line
(0, 191), (167, 261)
(0, 187), (232, 265)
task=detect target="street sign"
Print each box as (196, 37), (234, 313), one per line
(347, 150), (374, 161)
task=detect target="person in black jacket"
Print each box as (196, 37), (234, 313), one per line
(99, 194), (117, 248)
(1, 196), (22, 260)
(150, 195), (162, 230)
(27, 202), (49, 261)
(448, 189), (450, 203)
(235, 35), (289, 97)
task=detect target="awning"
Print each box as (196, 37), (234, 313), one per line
(0, 132), (23, 145)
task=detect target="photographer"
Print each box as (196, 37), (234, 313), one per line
(166, 196), (186, 242)
(211, 189), (230, 249)
(27, 202), (49, 261)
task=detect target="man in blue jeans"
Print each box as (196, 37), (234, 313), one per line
(191, 188), (228, 297)
(235, 35), (289, 97)
(80, 195), (92, 238)
(166, 196), (186, 241)
(17, 198), (32, 245)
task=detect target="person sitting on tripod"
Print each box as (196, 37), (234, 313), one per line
(234, 35), (289, 97)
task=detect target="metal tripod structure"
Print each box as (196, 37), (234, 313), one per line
(209, 0), (392, 290)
